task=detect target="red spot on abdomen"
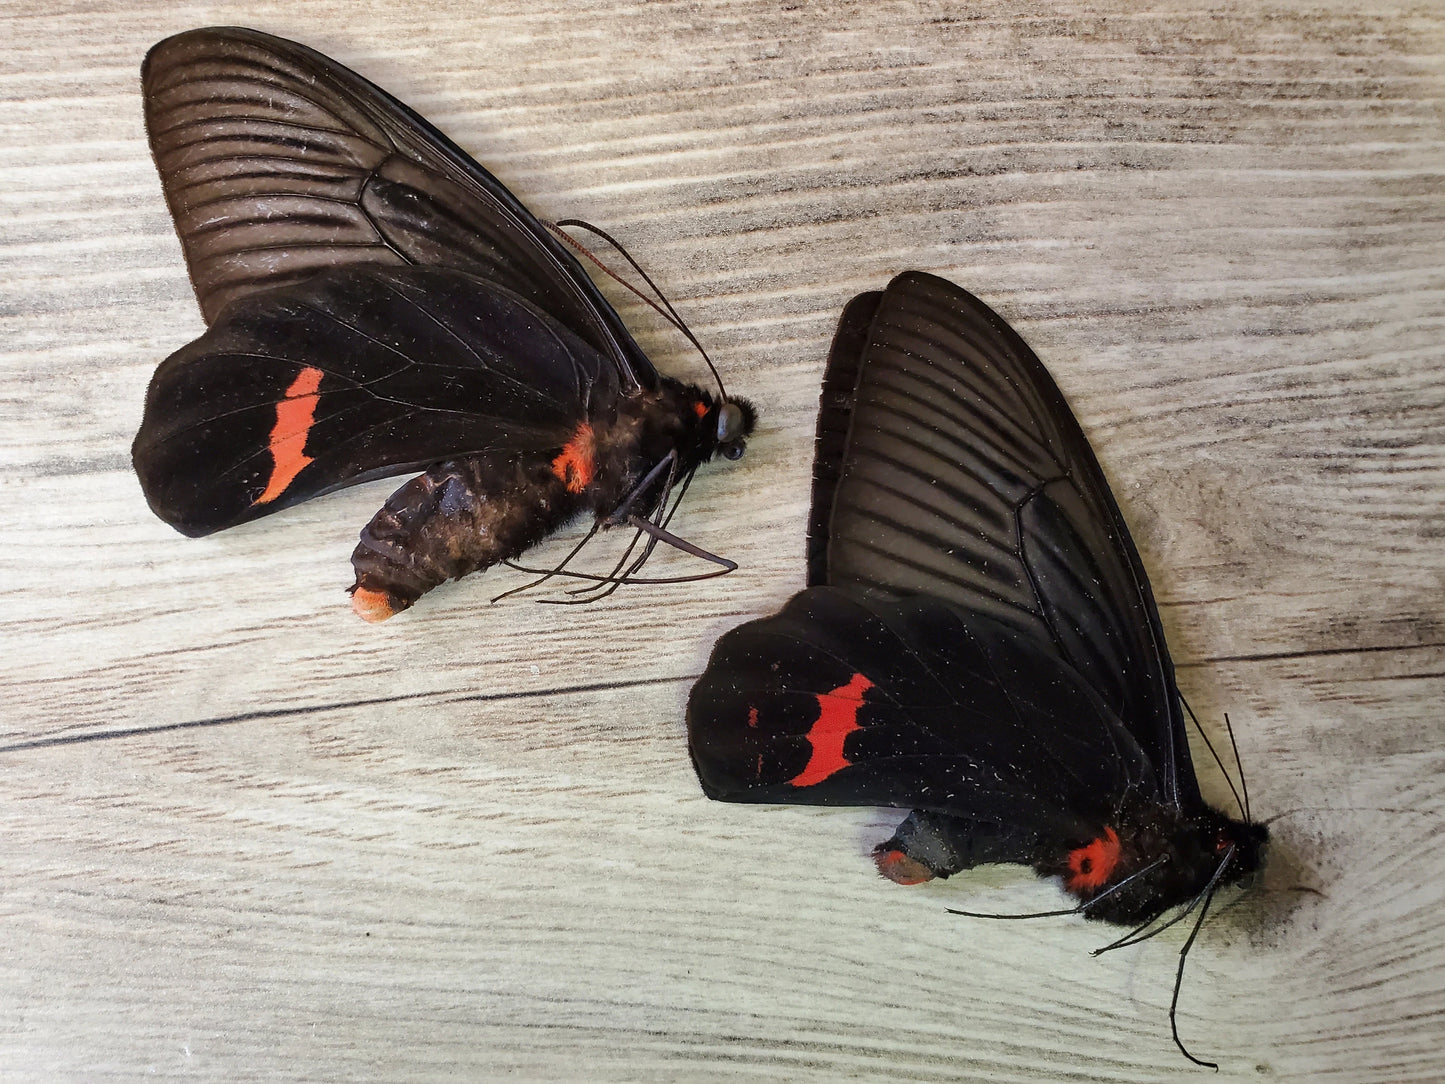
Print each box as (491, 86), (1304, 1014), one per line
(1066, 827), (1122, 893)
(788, 672), (873, 787)
(253, 366), (323, 506)
(551, 421), (596, 494)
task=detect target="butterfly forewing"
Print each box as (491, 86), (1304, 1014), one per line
(143, 27), (654, 389)
(807, 272), (1194, 805)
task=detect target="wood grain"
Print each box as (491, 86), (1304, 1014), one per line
(2, 1), (1442, 1079)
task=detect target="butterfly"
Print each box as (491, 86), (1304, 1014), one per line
(686, 271), (1266, 1066)
(132, 27), (755, 620)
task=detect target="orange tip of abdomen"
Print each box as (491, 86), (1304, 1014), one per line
(874, 847), (935, 886)
(351, 586), (397, 623)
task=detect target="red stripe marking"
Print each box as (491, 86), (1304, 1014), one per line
(788, 672), (873, 787)
(253, 366), (323, 506)
(1066, 827), (1122, 892)
(551, 421), (596, 494)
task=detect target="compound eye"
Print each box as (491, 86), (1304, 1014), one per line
(720, 440), (745, 461)
(717, 402), (745, 443)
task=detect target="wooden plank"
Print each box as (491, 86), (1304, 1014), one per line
(2, 2), (1441, 1079)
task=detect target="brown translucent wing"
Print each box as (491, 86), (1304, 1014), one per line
(142, 26), (654, 389)
(808, 271), (1198, 809)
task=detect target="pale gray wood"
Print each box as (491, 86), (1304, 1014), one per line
(1, 1), (1442, 1080)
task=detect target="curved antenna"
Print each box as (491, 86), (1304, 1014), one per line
(1181, 694), (1247, 821)
(549, 218), (729, 403)
(946, 856), (1167, 921)
(1223, 712), (1252, 823)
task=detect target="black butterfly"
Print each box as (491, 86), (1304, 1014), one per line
(687, 271), (1265, 1066)
(132, 27), (755, 620)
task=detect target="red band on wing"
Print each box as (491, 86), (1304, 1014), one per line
(693, 400), (709, 419)
(551, 421), (596, 494)
(788, 672), (873, 787)
(1066, 827), (1122, 893)
(253, 366), (324, 506)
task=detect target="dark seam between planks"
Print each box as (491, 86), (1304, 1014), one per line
(0, 673), (699, 754)
(1177, 641), (1445, 667)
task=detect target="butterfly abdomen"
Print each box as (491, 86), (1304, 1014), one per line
(347, 380), (722, 621)
(350, 453), (584, 621)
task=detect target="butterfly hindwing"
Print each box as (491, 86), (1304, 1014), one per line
(133, 265), (619, 536)
(143, 26), (655, 390)
(808, 272), (1195, 806)
(688, 586), (1162, 837)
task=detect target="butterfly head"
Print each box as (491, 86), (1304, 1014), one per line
(1214, 815), (1269, 877)
(685, 389), (757, 464)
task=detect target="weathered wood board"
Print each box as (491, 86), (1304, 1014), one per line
(2, 2), (1441, 1079)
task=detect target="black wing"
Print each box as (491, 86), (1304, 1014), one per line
(142, 26), (655, 391)
(133, 266), (620, 536)
(806, 272), (1196, 807)
(687, 587), (1162, 839)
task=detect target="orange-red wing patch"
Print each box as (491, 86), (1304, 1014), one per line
(692, 400), (709, 419)
(253, 366), (324, 505)
(1066, 827), (1122, 893)
(551, 421), (596, 494)
(788, 672), (873, 787)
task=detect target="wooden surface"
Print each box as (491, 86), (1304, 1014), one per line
(3, 2), (1442, 1080)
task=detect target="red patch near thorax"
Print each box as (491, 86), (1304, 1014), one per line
(253, 366), (323, 505)
(692, 400), (709, 419)
(788, 672), (873, 787)
(551, 421), (596, 494)
(1066, 827), (1122, 893)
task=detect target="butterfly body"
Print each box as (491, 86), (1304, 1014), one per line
(132, 29), (753, 619)
(687, 271), (1265, 930)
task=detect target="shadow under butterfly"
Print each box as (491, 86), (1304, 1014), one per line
(132, 28), (755, 621)
(687, 271), (1267, 1068)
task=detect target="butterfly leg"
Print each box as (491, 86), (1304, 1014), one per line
(349, 454), (584, 621)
